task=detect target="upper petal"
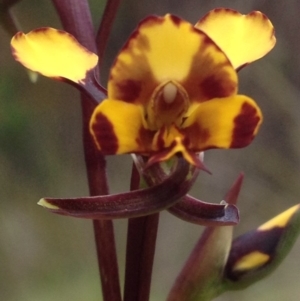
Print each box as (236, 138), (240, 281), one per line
(108, 14), (237, 104)
(11, 27), (98, 84)
(195, 9), (276, 69)
(182, 95), (262, 151)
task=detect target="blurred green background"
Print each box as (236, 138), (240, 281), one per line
(1, 0), (300, 300)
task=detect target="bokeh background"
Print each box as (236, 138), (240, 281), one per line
(1, 0), (300, 300)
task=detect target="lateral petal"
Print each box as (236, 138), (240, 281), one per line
(196, 9), (276, 69)
(182, 95), (262, 151)
(90, 99), (154, 154)
(11, 27), (98, 83)
(108, 14), (237, 104)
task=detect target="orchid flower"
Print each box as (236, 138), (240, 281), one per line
(11, 9), (275, 167)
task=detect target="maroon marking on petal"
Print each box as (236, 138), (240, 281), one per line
(145, 140), (177, 168)
(121, 15), (165, 53)
(197, 8), (239, 26)
(121, 30), (139, 52)
(11, 32), (24, 60)
(10, 46), (18, 60)
(116, 79), (142, 102)
(156, 127), (167, 150)
(248, 11), (275, 40)
(200, 73), (236, 99)
(230, 102), (260, 148)
(141, 15), (165, 26)
(92, 112), (118, 154)
(183, 123), (210, 150)
(136, 127), (155, 152)
(221, 8), (240, 14)
(13, 31), (23, 39)
(249, 10), (266, 19)
(33, 28), (73, 38)
(32, 27), (49, 34)
(169, 15), (182, 27)
(181, 28), (237, 102)
(236, 63), (249, 72)
(119, 15), (164, 52)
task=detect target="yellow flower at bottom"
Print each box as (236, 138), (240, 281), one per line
(90, 12), (271, 166)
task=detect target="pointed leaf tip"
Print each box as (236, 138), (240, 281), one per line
(258, 204), (300, 230)
(38, 198), (59, 210)
(168, 196), (239, 226)
(224, 173), (244, 205)
(167, 226), (234, 301)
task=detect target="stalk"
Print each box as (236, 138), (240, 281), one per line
(123, 163), (159, 301)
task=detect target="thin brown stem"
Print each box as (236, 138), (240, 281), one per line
(52, 1), (122, 300)
(124, 164), (159, 301)
(93, 220), (121, 301)
(81, 95), (122, 301)
(0, 0), (21, 9)
(52, 0), (97, 53)
(96, 0), (122, 61)
(0, 9), (20, 36)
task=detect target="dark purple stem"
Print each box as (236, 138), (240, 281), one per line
(51, 1), (121, 301)
(52, 0), (97, 53)
(124, 163), (159, 301)
(0, 0), (21, 9)
(96, 0), (122, 61)
(81, 97), (121, 301)
(0, 8), (20, 35)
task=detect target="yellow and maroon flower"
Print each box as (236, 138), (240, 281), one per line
(90, 10), (275, 167)
(10, 9), (276, 167)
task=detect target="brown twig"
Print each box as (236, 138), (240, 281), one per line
(81, 96), (122, 301)
(96, 0), (122, 61)
(124, 163), (159, 301)
(51, 1), (122, 300)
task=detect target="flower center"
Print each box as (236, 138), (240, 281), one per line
(162, 82), (178, 104)
(145, 80), (189, 130)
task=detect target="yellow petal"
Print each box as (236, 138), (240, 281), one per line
(108, 14), (237, 104)
(232, 251), (270, 272)
(90, 99), (154, 154)
(11, 27), (98, 83)
(258, 204), (300, 231)
(195, 9), (276, 69)
(182, 95), (262, 150)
